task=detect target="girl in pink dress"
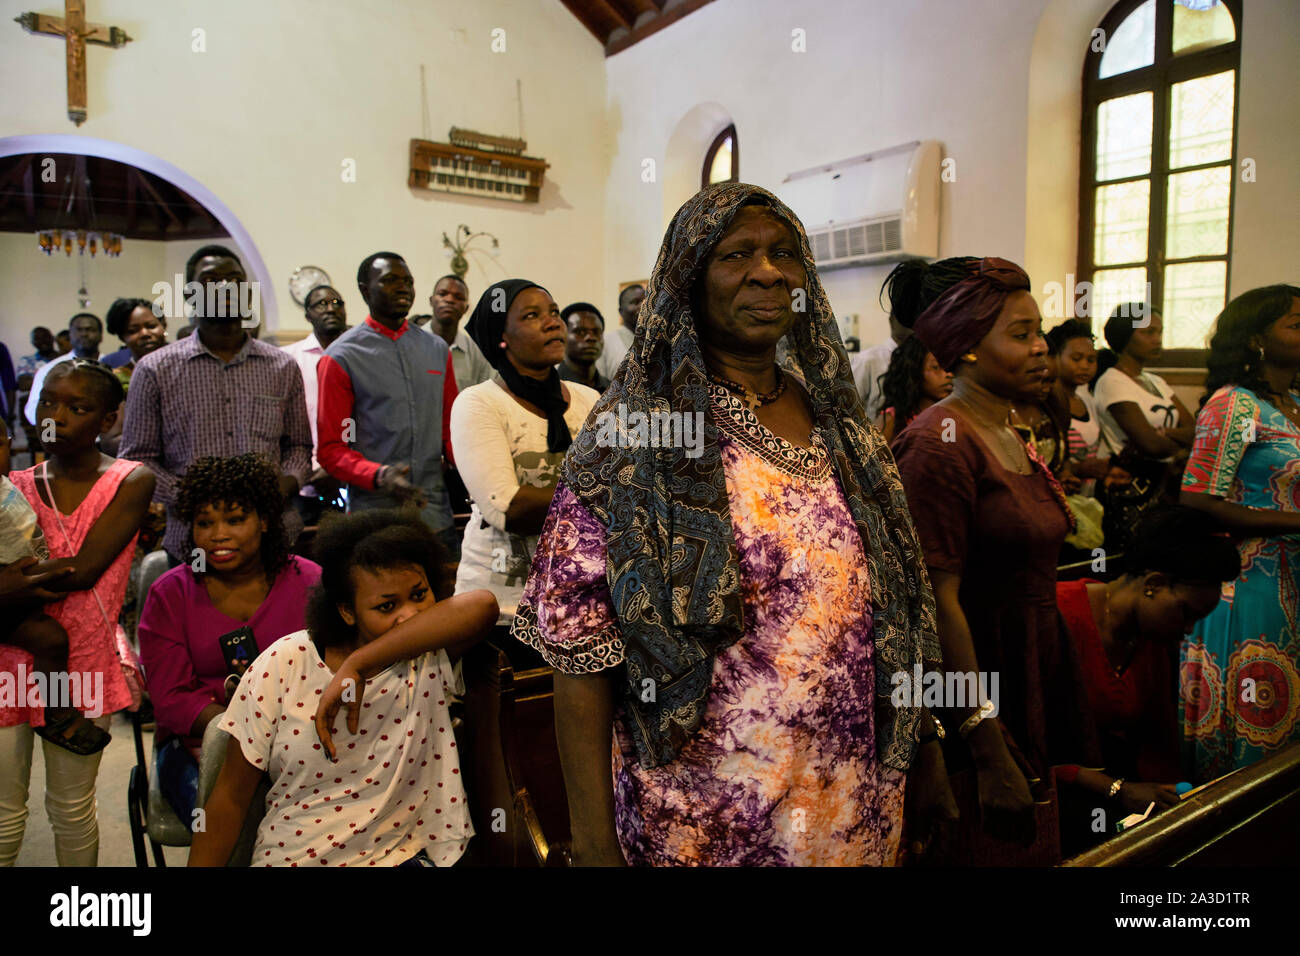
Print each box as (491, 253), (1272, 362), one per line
(0, 360), (154, 866)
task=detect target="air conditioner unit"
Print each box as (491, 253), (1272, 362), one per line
(778, 140), (941, 270)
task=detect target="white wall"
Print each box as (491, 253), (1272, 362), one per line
(1227, 0), (1300, 298)
(2, 0), (1294, 361)
(0, 233), (220, 359)
(0, 0), (609, 341)
(603, 0), (1049, 347)
(605, 0), (1299, 350)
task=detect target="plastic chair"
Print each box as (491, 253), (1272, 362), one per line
(126, 711), (193, 867)
(127, 712), (268, 866)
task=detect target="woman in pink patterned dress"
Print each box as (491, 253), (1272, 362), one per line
(1180, 285), (1300, 782)
(512, 184), (950, 866)
(0, 360), (153, 865)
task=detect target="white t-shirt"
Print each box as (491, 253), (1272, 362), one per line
(595, 324), (635, 381)
(281, 332), (325, 472)
(219, 632), (472, 867)
(1093, 367), (1179, 456)
(450, 378), (599, 619)
(851, 339), (897, 420)
(1070, 386), (1102, 454)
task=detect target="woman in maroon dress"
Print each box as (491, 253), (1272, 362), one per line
(888, 256), (1101, 860)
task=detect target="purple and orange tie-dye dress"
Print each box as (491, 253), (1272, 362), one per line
(515, 386), (905, 865)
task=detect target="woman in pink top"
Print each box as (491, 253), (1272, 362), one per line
(0, 360), (155, 866)
(138, 454), (320, 821)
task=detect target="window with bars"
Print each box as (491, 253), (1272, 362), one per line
(1079, 0), (1240, 365)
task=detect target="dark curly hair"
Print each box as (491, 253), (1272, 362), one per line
(1125, 505), (1240, 586)
(305, 509), (451, 650)
(1201, 284), (1300, 409)
(175, 454), (289, 579)
(880, 256), (981, 329)
(877, 336), (934, 425)
(43, 358), (125, 412)
(1045, 319), (1094, 356)
(105, 297), (159, 340)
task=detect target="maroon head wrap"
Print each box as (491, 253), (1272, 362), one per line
(912, 256), (1031, 370)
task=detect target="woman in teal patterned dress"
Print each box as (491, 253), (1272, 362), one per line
(1180, 285), (1300, 782)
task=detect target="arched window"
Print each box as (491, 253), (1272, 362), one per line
(702, 124), (738, 188)
(1080, 0), (1240, 360)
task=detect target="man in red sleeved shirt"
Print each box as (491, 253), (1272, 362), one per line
(315, 251), (461, 558)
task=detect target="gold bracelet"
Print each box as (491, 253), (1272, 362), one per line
(958, 699), (995, 738)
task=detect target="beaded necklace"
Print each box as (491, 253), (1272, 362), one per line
(708, 365), (786, 412)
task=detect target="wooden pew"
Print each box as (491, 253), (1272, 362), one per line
(459, 641), (571, 866)
(1062, 742), (1300, 866)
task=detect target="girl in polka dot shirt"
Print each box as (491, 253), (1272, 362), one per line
(188, 510), (497, 867)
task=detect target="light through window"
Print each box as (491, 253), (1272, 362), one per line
(1081, 0), (1240, 355)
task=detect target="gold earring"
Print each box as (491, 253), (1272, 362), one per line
(1144, 588), (1154, 598)
(962, 352), (977, 363)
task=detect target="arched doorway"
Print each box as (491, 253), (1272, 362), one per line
(0, 134), (279, 328)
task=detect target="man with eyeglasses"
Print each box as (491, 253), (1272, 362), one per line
(316, 252), (461, 559)
(283, 284), (348, 521)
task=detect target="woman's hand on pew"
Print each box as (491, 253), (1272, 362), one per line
(1119, 781), (1180, 815)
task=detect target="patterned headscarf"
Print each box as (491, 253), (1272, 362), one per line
(911, 256), (1032, 370)
(560, 182), (940, 770)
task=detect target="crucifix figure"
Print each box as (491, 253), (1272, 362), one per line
(14, 1), (131, 125)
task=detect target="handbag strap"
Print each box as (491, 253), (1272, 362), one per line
(38, 462), (122, 660)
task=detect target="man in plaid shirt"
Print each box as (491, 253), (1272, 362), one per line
(120, 245), (312, 563)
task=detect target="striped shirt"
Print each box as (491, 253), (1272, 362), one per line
(119, 332), (312, 560)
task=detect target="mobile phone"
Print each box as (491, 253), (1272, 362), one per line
(217, 625), (259, 675)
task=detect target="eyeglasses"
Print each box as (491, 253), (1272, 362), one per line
(308, 297), (344, 311)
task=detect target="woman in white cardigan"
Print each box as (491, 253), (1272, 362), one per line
(449, 280), (599, 631)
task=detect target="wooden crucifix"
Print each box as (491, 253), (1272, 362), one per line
(14, 1), (132, 126)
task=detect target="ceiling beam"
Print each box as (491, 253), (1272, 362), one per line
(126, 165), (138, 233)
(130, 168), (182, 230)
(593, 0), (633, 31)
(22, 159), (35, 230)
(0, 157), (34, 213)
(72, 155), (89, 228)
(606, 0), (717, 56)
(619, 0), (659, 15)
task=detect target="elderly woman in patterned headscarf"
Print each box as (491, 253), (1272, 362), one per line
(511, 183), (951, 866)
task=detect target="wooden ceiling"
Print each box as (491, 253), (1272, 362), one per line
(0, 153), (226, 242)
(560, 0), (716, 56)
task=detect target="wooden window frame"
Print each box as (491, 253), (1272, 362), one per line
(702, 124), (739, 189)
(1078, 0), (1242, 368)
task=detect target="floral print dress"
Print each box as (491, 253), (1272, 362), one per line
(515, 385), (905, 865)
(1180, 385), (1300, 782)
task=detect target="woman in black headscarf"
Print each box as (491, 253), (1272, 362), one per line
(511, 184), (949, 866)
(449, 280), (601, 647)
